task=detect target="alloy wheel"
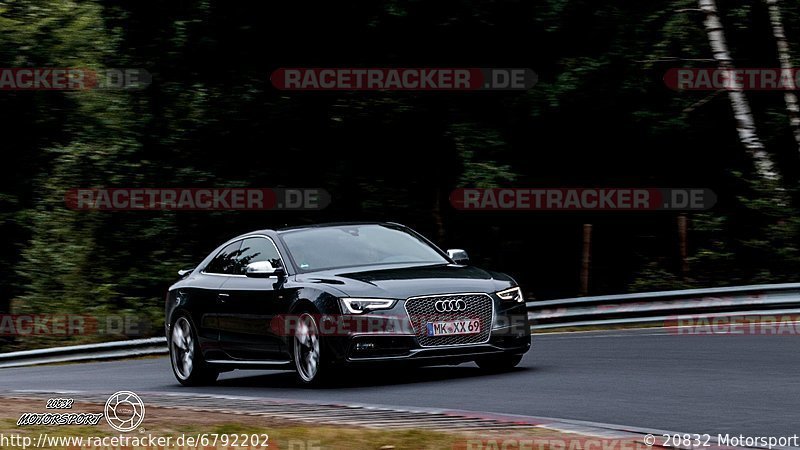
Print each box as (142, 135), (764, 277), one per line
(294, 313), (321, 382)
(171, 316), (195, 380)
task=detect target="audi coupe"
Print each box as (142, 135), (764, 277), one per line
(165, 222), (531, 385)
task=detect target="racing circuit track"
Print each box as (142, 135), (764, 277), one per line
(2, 328), (797, 437)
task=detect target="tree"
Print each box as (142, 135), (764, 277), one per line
(699, 0), (780, 181)
(764, 0), (800, 152)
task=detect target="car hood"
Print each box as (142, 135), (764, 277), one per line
(296, 263), (514, 299)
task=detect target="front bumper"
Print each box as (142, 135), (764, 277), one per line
(343, 335), (531, 365)
(324, 297), (532, 365)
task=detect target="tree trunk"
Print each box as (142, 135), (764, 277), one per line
(580, 224), (592, 296)
(678, 215), (690, 278)
(765, 0), (800, 152)
(432, 189), (445, 242)
(699, 0), (780, 181)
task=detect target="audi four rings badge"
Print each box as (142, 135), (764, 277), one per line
(434, 299), (468, 313)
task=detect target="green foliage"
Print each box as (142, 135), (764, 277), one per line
(449, 122), (516, 188)
(3, 0), (800, 351)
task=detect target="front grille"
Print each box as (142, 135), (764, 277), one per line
(404, 293), (494, 347)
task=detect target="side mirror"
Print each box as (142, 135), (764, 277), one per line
(447, 249), (470, 265)
(177, 268), (194, 278)
(245, 261), (285, 278)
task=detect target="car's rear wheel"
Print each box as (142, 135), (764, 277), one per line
(475, 354), (523, 372)
(170, 316), (219, 386)
(293, 312), (333, 385)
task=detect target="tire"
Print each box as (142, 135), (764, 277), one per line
(475, 354), (523, 372)
(169, 315), (219, 386)
(292, 312), (335, 386)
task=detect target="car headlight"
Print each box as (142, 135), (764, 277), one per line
(340, 298), (397, 314)
(496, 287), (524, 303)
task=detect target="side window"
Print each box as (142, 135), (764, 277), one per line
(235, 237), (282, 275)
(204, 241), (243, 275)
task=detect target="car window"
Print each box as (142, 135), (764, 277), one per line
(204, 241), (243, 275)
(281, 224), (447, 272)
(234, 237), (282, 275)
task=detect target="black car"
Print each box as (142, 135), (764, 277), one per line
(165, 222), (531, 385)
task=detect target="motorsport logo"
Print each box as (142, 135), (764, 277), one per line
(104, 391), (145, 432)
(17, 391), (145, 432)
(271, 68), (537, 91)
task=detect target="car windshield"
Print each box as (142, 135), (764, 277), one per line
(280, 224), (448, 272)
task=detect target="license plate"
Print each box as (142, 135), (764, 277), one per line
(426, 319), (481, 336)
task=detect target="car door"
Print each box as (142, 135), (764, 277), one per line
(194, 239), (243, 360)
(216, 236), (292, 361)
(175, 275), (228, 361)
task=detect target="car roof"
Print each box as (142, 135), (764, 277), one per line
(235, 222), (404, 239)
(277, 221), (401, 233)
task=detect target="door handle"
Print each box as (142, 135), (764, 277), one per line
(217, 293), (230, 304)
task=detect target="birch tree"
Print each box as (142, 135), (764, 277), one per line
(699, 0), (780, 181)
(764, 0), (800, 152)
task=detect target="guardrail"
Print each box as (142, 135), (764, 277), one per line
(0, 337), (167, 369)
(527, 282), (800, 330)
(2, 283), (799, 368)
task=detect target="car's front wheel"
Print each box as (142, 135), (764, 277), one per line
(293, 312), (332, 385)
(475, 354), (523, 372)
(170, 316), (219, 386)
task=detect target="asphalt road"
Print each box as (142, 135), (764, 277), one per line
(1, 328), (797, 437)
